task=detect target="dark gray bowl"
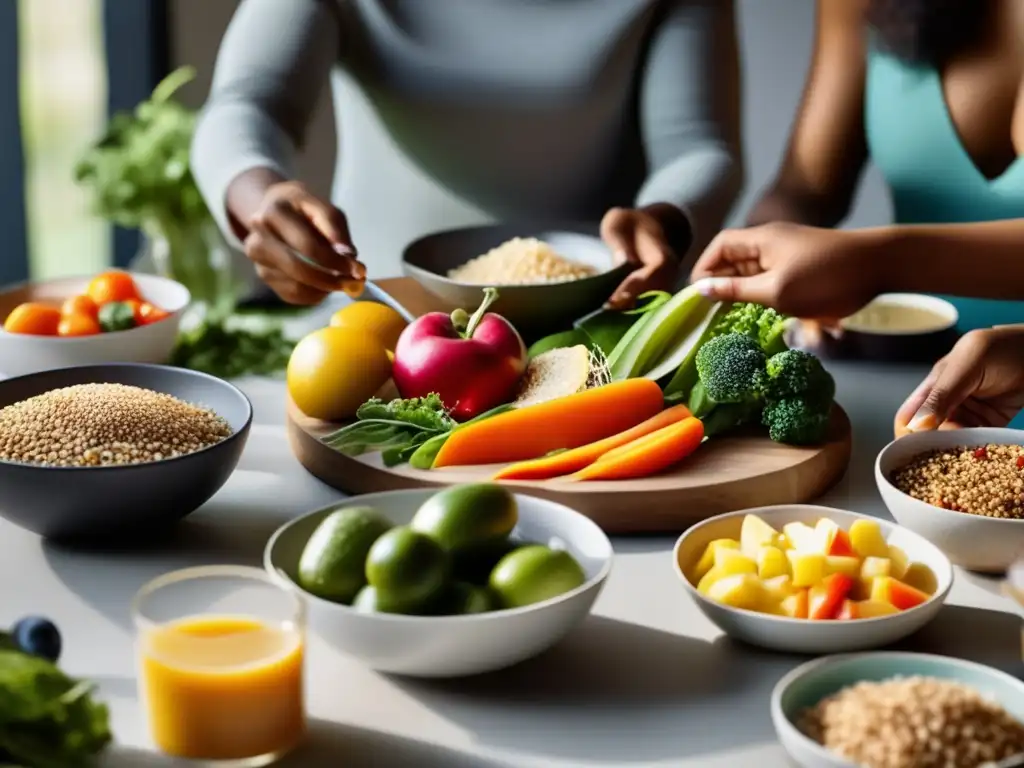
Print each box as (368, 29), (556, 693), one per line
(402, 224), (631, 340)
(0, 364), (252, 543)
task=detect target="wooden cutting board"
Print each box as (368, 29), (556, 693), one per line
(286, 278), (853, 534)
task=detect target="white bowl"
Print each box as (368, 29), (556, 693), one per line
(673, 505), (953, 654)
(264, 489), (613, 677)
(0, 273), (190, 377)
(876, 427), (1024, 573)
(772, 652), (1024, 767)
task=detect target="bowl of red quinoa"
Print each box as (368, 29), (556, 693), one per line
(876, 428), (1024, 573)
(772, 652), (1024, 768)
(0, 363), (251, 542)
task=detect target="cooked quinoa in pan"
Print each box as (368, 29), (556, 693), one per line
(890, 444), (1024, 519)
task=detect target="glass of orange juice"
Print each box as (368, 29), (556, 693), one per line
(133, 565), (306, 765)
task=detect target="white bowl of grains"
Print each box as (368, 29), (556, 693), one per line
(0, 363), (251, 542)
(876, 428), (1024, 573)
(772, 652), (1024, 768)
(401, 224), (631, 340)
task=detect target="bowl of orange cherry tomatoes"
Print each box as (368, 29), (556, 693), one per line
(0, 270), (190, 377)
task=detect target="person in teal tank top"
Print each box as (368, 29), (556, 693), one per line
(688, 0), (1024, 432)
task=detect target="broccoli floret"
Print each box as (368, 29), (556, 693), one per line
(712, 303), (789, 357)
(764, 349), (836, 405)
(694, 333), (766, 404)
(762, 398), (831, 445)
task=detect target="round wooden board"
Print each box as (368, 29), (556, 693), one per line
(286, 397), (852, 534)
(285, 277), (852, 533)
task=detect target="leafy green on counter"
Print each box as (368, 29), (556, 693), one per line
(171, 320), (295, 378)
(323, 394), (455, 466)
(0, 650), (111, 767)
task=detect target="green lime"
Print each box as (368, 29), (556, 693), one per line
(489, 545), (586, 609)
(435, 582), (495, 615)
(410, 483), (517, 554)
(351, 585), (412, 614)
(296, 506), (393, 604)
(452, 538), (525, 586)
(365, 527), (449, 612)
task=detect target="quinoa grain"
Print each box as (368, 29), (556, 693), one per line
(800, 676), (1024, 768)
(448, 237), (597, 285)
(0, 383), (232, 467)
(891, 444), (1024, 518)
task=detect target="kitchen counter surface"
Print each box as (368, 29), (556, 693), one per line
(2, 298), (1020, 768)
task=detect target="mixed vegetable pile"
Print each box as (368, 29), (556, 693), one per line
(301, 280), (839, 482)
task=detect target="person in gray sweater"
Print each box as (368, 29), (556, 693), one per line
(192, 0), (743, 309)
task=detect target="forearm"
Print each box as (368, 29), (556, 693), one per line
(224, 167), (288, 241)
(864, 220), (1024, 300)
(746, 181), (850, 229)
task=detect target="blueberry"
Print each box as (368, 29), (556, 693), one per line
(12, 616), (61, 663)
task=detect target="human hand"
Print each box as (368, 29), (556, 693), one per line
(600, 205), (687, 309)
(894, 326), (1024, 436)
(244, 181), (365, 305)
(689, 222), (882, 320)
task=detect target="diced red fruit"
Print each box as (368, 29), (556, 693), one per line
(835, 599), (858, 620)
(871, 577), (930, 611)
(1017, 456), (1024, 470)
(808, 572), (855, 620)
(974, 447), (988, 460)
(826, 529), (856, 557)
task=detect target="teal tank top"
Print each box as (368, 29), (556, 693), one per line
(865, 47), (1024, 332)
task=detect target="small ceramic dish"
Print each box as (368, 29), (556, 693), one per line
(265, 489), (613, 678)
(673, 504), (953, 654)
(0, 272), (190, 377)
(0, 363), (251, 542)
(401, 224), (630, 340)
(786, 293), (959, 364)
(876, 427), (1024, 573)
(772, 652), (1024, 767)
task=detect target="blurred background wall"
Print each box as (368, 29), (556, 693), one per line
(16, 0), (893, 282)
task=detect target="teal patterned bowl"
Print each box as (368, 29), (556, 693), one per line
(771, 652), (1024, 767)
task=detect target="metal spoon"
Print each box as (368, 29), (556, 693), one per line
(984, 755), (1024, 768)
(288, 246), (416, 324)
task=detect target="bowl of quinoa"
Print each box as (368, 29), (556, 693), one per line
(876, 428), (1024, 573)
(0, 363), (251, 542)
(401, 223), (631, 340)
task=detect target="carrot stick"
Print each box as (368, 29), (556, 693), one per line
(569, 416), (704, 481)
(492, 404), (692, 481)
(433, 379), (665, 468)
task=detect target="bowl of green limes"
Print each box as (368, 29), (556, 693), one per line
(264, 483), (613, 677)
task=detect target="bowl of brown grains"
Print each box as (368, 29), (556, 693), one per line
(876, 428), (1024, 573)
(0, 363), (251, 541)
(772, 652), (1024, 768)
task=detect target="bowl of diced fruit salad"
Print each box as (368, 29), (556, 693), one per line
(673, 505), (953, 654)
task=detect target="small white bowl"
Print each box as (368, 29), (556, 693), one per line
(772, 652), (1024, 767)
(673, 505), (953, 654)
(264, 489), (613, 678)
(876, 427), (1024, 573)
(0, 273), (190, 378)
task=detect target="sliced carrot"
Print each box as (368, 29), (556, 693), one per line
(492, 404), (692, 481)
(569, 416), (704, 481)
(433, 379), (665, 468)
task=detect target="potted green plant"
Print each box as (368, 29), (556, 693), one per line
(74, 66), (237, 321)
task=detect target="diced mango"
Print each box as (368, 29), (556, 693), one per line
(825, 555), (861, 578)
(757, 546), (790, 580)
(902, 562), (938, 596)
(697, 567), (724, 595)
(836, 599), (858, 620)
(871, 577), (930, 611)
(776, 533), (792, 550)
(783, 522), (825, 553)
(787, 551), (826, 587)
(740, 515), (780, 556)
(815, 518), (840, 543)
(706, 574), (765, 611)
(887, 545), (910, 579)
(714, 547), (758, 577)
(849, 519), (889, 558)
(693, 539), (740, 580)
(854, 599), (900, 618)
(779, 588), (809, 619)
(762, 575), (794, 603)
(808, 573), (855, 620)
(860, 556), (891, 580)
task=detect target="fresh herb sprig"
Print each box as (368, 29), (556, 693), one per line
(0, 650), (111, 767)
(171, 321), (295, 379)
(323, 394), (455, 466)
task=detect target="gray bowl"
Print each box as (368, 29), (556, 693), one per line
(0, 364), (252, 543)
(402, 224), (631, 340)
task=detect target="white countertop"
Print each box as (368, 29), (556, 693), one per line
(2, 307), (1022, 767)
